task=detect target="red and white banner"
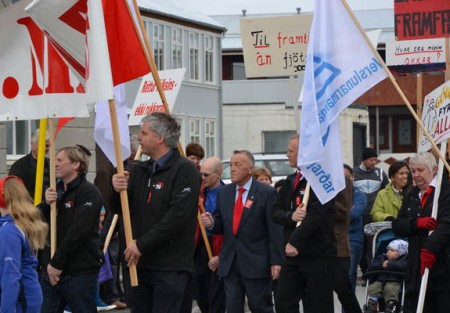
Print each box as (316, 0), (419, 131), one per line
(129, 68), (186, 126)
(26, 0), (151, 103)
(394, 0), (450, 41)
(27, 0), (152, 165)
(0, 0), (88, 121)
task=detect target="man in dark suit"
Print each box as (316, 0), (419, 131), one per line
(201, 150), (284, 313)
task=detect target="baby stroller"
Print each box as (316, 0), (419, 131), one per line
(362, 224), (406, 313)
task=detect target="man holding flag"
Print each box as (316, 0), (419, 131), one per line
(297, 0), (387, 205)
(273, 0), (388, 311)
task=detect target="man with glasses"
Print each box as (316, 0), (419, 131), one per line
(193, 157), (226, 313)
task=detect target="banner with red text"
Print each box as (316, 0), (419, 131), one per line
(395, 0), (450, 40)
(418, 81), (450, 152)
(26, 0), (150, 104)
(129, 68), (186, 126)
(0, 0), (88, 120)
(240, 15), (312, 78)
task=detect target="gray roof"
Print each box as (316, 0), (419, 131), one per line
(213, 8), (394, 50)
(138, 0), (226, 31)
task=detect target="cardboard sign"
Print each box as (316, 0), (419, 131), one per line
(240, 15), (312, 78)
(418, 81), (450, 152)
(394, 0), (450, 40)
(128, 68), (185, 126)
(386, 37), (445, 66)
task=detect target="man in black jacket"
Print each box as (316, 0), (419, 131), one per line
(112, 112), (201, 313)
(41, 145), (103, 313)
(9, 128), (50, 201)
(271, 134), (336, 313)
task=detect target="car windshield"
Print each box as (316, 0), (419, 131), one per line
(222, 158), (295, 181)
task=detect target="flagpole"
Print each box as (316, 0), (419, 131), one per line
(34, 119), (47, 206)
(48, 118), (57, 257)
(125, 0), (184, 154)
(108, 98), (138, 287)
(198, 198), (214, 260)
(340, 0), (450, 174)
(296, 183), (311, 227)
(416, 37), (450, 313)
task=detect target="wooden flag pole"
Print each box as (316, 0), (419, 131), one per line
(340, 0), (450, 174)
(296, 183), (311, 227)
(416, 37), (450, 313)
(126, 0), (184, 154)
(108, 99), (138, 286)
(48, 119), (57, 257)
(103, 214), (119, 254)
(198, 198), (213, 260)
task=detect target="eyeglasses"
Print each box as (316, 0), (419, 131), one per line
(201, 172), (215, 177)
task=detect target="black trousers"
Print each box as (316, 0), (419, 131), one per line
(404, 290), (450, 313)
(275, 257), (334, 313)
(193, 244), (226, 313)
(131, 269), (190, 313)
(224, 256), (274, 313)
(333, 257), (362, 313)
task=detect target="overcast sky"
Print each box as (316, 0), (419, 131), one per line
(178, 0), (393, 15)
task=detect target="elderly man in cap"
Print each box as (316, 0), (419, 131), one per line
(353, 147), (389, 279)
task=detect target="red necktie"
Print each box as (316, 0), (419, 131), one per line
(421, 185), (434, 208)
(232, 187), (246, 235)
(293, 171), (302, 191)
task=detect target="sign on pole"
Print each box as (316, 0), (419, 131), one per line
(240, 15), (312, 78)
(128, 68), (186, 125)
(394, 0), (450, 41)
(418, 81), (450, 152)
(386, 37), (446, 73)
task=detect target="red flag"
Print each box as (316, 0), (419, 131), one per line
(102, 0), (150, 86)
(55, 117), (74, 137)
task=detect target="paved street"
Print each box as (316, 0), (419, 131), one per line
(108, 281), (368, 313)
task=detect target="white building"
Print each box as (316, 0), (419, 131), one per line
(1, 0), (226, 177)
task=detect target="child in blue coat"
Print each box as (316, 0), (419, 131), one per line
(367, 239), (408, 313)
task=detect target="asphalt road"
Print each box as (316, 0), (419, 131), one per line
(108, 281), (369, 313)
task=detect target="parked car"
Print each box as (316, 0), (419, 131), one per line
(221, 153), (296, 185)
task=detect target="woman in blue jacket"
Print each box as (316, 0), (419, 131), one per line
(0, 176), (48, 312)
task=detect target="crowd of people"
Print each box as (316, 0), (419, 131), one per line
(1, 112), (450, 313)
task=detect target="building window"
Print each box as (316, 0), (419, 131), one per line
(369, 115), (389, 150)
(204, 36), (214, 83)
(189, 118), (201, 143)
(172, 28), (183, 69)
(205, 119), (216, 157)
(153, 24), (165, 70)
(7, 120), (38, 156)
(262, 130), (296, 153)
(189, 32), (199, 80)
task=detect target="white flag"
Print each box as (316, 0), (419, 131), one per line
(298, 0), (387, 204)
(94, 84), (130, 167)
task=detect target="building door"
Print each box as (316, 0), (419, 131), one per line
(353, 123), (367, 166)
(393, 115), (416, 153)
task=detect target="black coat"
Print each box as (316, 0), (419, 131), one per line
(392, 181), (450, 292)
(210, 180), (284, 279)
(271, 173), (336, 259)
(367, 253), (407, 283)
(111, 149), (201, 272)
(40, 175), (102, 275)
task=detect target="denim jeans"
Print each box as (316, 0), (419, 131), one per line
(349, 244), (363, 291)
(40, 272), (97, 313)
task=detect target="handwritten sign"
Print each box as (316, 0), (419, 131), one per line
(395, 0), (450, 40)
(240, 15), (312, 78)
(418, 81), (450, 152)
(128, 68), (185, 126)
(386, 37), (445, 67)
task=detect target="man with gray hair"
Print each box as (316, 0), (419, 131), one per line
(201, 150), (284, 313)
(111, 112), (201, 313)
(9, 128), (50, 201)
